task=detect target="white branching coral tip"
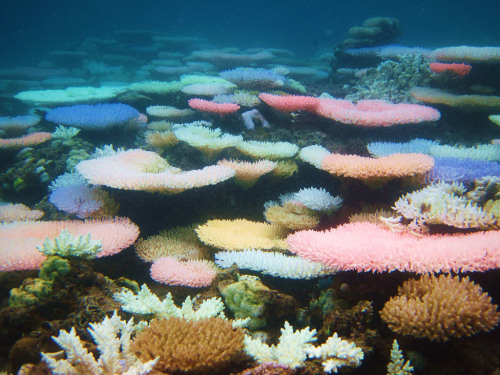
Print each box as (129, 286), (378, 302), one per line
(41, 311), (158, 375)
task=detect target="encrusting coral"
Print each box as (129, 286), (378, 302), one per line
(131, 317), (245, 374)
(380, 274), (500, 341)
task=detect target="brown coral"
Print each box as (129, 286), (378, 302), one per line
(135, 224), (210, 262)
(264, 202), (320, 230)
(380, 274), (500, 341)
(131, 317), (245, 374)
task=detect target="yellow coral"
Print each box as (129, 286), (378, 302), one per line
(145, 130), (179, 150)
(196, 219), (289, 250)
(271, 160), (299, 178)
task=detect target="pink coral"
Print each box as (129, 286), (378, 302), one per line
(0, 217), (139, 271)
(0, 203), (44, 222)
(315, 98), (441, 126)
(76, 149), (235, 193)
(287, 222), (500, 273)
(150, 256), (218, 287)
(259, 93), (320, 112)
(188, 98), (240, 115)
(429, 62), (472, 76)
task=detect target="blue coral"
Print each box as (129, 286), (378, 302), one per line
(427, 157), (500, 183)
(46, 103), (140, 130)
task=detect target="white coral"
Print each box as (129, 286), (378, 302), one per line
(41, 311), (158, 375)
(244, 322), (364, 372)
(288, 187), (342, 212)
(215, 249), (336, 279)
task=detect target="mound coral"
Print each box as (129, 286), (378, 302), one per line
(76, 149), (235, 193)
(131, 317), (245, 373)
(0, 217), (139, 271)
(287, 222), (500, 273)
(380, 274), (500, 341)
(196, 219), (289, 251)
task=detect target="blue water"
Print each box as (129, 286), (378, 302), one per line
(1, 0), (500, 65)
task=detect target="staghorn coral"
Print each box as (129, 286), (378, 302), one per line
(196, 219), (289, 251)
(135, 224), (210, 262)
(380, 274), (500, 341)
(42, 311), (158, 374)
(387, 340), (413, 375)
(131, 317), (245, 374)
(392, 181), (498, 233)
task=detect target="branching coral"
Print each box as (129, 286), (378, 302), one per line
(380, 274), (500, 341)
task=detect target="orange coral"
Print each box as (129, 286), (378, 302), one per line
(321, 153), (433, 186)
(132, 317), (245, 373)
(380, 274), (500, 341)
(0, 132), (51, 148)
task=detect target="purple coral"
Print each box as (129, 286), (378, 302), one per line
(49, 184), (104, 218)
(242, 109), (271, 131)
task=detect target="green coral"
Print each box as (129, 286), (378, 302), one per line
(219, 275), (270, 330)
(347, 54), (431, 103)
(37, 230), (102, 259)
(9, 278), (54, 307)
(38, 256), (71, 281)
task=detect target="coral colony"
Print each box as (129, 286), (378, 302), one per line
(0, 13), (500, 375)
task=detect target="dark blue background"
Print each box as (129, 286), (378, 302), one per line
(1, 0), (499, 66)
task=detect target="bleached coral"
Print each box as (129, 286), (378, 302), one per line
(37, 230), (103, 259)
(173, 123), (243, 154)
(283, 187), (343, 212)
(236, 140), (299, 160)
(50, 172), (87, 191)
(41, 311), (158, 375)
(387, 340), (413, 375)
(114, 284), (249, 328)
(244, 322), (363, 372)
(393, 181), (498, 232)
(244, 322), (316, 368)
(215, 249), (337, 279)
(304, 333), (364, 373)
(299, 145), (330, 169)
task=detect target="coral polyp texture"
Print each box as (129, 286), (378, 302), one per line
(315, 98), (441, 127)
(150, 256), (219, 287)
(131, 317), (245, 374)
(0, 217), (139, 271)
(380, 274), (500, 341)
(45, 103), (143, 130)
(287, 222), (500, 273)
(76, 149), (235, 192)
(196, 219), (289, 250)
